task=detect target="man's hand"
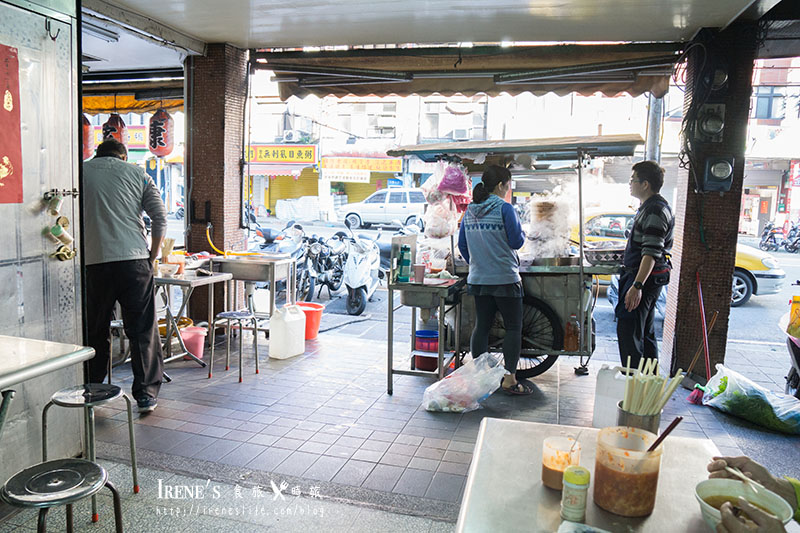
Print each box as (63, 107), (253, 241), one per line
(624, 286), (642, 311)
(708, 457), (798, 512)
(715, 498), (786, 533)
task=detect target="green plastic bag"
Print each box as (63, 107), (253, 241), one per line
(703, 364), (800, 434)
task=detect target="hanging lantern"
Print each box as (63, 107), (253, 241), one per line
(148, 108), (174, 157)
(82, 114), (95, 160)
(102, 113), (128, 146)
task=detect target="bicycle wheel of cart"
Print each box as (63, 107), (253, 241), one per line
(488, 295), (564, 379)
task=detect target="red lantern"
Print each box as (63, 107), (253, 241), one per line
(82, 114), (95, 160)
(102, 113), (128, 146)
(148, 108), (174, 157)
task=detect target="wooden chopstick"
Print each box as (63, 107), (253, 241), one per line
(725, 466), (764, 494)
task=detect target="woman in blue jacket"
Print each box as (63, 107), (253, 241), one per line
(457, 165), (530, 395)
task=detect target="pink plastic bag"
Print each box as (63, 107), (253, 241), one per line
(438, 164), (469, 195)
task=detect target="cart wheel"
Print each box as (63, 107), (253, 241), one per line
(488, 295), (563, 379)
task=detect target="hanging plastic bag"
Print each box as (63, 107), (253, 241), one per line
(423, 195), (458, 239)
(703, 364), (800, 434)
(438, 163), (469, 195)
(421, 161), (446, 205)
(422, 352), (506, 413)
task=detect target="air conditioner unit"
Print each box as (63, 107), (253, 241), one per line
(452, 128), (470, 140)
(282, 129), (304, 143)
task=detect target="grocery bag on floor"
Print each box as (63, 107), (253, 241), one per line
(422, 352), (506, 413)
(703, 364), (800, 434)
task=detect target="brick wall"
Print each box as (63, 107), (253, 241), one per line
(663, 22), (758, 378)
(185, 44), (249, 320)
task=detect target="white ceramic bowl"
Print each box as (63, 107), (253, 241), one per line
(159, 263), (179, 277)
(695, 478), (793, 530)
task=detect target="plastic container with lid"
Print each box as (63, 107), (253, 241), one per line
(561, 465), (591, 522)
(593, 426), (663, 517)
(541, 436), (581, 490)
(592, 365), (628, 428)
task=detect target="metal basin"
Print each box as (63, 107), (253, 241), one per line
(400, 290), (440, 308)
(211, 256), (293, 282)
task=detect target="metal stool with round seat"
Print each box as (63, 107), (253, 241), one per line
(0, 457), (123, 532)
(42, 384), (138, 522)
(208, 309), (259, 382)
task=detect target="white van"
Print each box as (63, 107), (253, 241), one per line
(339, 187), (426, 229)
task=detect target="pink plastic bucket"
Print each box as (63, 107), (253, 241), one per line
(181, 326), (207, 360)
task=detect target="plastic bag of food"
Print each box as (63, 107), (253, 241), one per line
(438, 163), (469, 195)
(703, 364), (800, 434)
(421, 162), (446, 204)
(423, 197), (458, 239)
(422, 352), (506, 413)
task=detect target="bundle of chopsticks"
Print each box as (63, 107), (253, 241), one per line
(621, 357), (684, 416)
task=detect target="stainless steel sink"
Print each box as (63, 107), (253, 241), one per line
(211, 256), (293, 282)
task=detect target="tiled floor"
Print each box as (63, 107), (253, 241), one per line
(5, 294), (796, 530)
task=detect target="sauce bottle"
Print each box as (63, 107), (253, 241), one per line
(564, 314), (580, 351)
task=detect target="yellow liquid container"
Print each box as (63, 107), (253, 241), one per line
(789, 296), (800, 338)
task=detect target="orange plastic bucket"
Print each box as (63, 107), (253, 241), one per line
(296, 302), (324, 340)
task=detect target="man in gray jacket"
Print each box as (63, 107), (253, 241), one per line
(83, 139), (167, 412)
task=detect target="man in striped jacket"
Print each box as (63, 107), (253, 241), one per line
(616, 161), (674, 369)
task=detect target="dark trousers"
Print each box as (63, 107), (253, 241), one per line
(86, 259), (163, 401)
(616, 271), (663, 369)
(471, 294), (523, 374)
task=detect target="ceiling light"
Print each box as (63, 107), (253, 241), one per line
(82, 21), (119, 43)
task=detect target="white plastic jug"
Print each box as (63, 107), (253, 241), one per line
(269, 305), (306, 359)
(592, 364), (628, 428)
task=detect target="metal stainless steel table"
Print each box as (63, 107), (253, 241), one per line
(210, 256), (296, 320)
(155, 271), (233, 366)
(457, 418), (720, 533)
(387, 278), (464, 394)
(0, 336), (94, 440)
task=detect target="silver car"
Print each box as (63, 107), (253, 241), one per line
(339, 187), (426, 229)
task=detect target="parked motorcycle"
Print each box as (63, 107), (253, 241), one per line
(306, 233), (347, 299)
(249, 220), (314, 302)
(782, 281), (800, 399)
(784, 220), (800, 253)
(342, 219), (383, 315)
(759, 221), (784, 252)
(175, 200), (185, 220)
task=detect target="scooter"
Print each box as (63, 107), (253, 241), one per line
(781, 281), (800, 399)
(248, 220), (315, 302)
(341, 219), (383, 315)
(759, 221), (784, 252)
(307, 233), (347, 299)
(175, 200), (185, 220)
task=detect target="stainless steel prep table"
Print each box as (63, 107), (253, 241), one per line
(387, 278), (464, 394)
(210, 256), (297, 323)
(155, 271), (233, 366)
(0, 336), (94, 439)
(457, 418), (720, 533)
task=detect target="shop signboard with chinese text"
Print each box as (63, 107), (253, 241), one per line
(321, 157), (402, 173)
(791, 161), (800, 188)
(247, 144), (317, 164)
(778, 170), (792, 214)
(92, 125), (147, 150)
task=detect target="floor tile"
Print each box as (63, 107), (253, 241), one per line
(425, 472), (465, 503)
(218, 442), (267, 466)
(360, 464), (406, 491)
(331, 459), (376, 486)
(273, 451), (321, 476)
(247, 446), (293, 471)
(393, 468), (434, 497)
(302, 455), (348, 482)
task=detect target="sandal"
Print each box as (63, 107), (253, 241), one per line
(501, 378), (534, 396)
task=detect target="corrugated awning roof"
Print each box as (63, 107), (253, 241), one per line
(254, 44), (681, 101)
(387, 134), (645, 161)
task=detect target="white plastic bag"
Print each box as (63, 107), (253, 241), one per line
(423, 196), (458, 239)
(422, 352), (506, 413)
(703, 364), (800, 434)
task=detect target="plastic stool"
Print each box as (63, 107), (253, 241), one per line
(208, 309), (259, 382)
(0, 458), (123, 532)
(42, 384), (138, 522)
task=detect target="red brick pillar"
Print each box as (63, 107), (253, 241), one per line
(663, 22), (758, 378)
(184, 44), (249, 322)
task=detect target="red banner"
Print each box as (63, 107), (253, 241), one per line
(0, 43), (23, 204)
(791, 161), (800, 188)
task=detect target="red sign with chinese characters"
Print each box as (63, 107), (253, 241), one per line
(791, 161), (800, 188)
(0, 43), (23, 204)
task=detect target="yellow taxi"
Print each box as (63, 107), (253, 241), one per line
(574, 209), (785, 306)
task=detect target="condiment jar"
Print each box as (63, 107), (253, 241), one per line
(561, 465), (590, 522)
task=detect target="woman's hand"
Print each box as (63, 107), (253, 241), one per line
(708, 457), (798, 512)
(715, 499), (786, 533)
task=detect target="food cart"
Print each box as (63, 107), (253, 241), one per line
(387, 134), (643, 379)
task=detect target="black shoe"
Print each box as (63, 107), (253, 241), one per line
(137, 397), (158, 413)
